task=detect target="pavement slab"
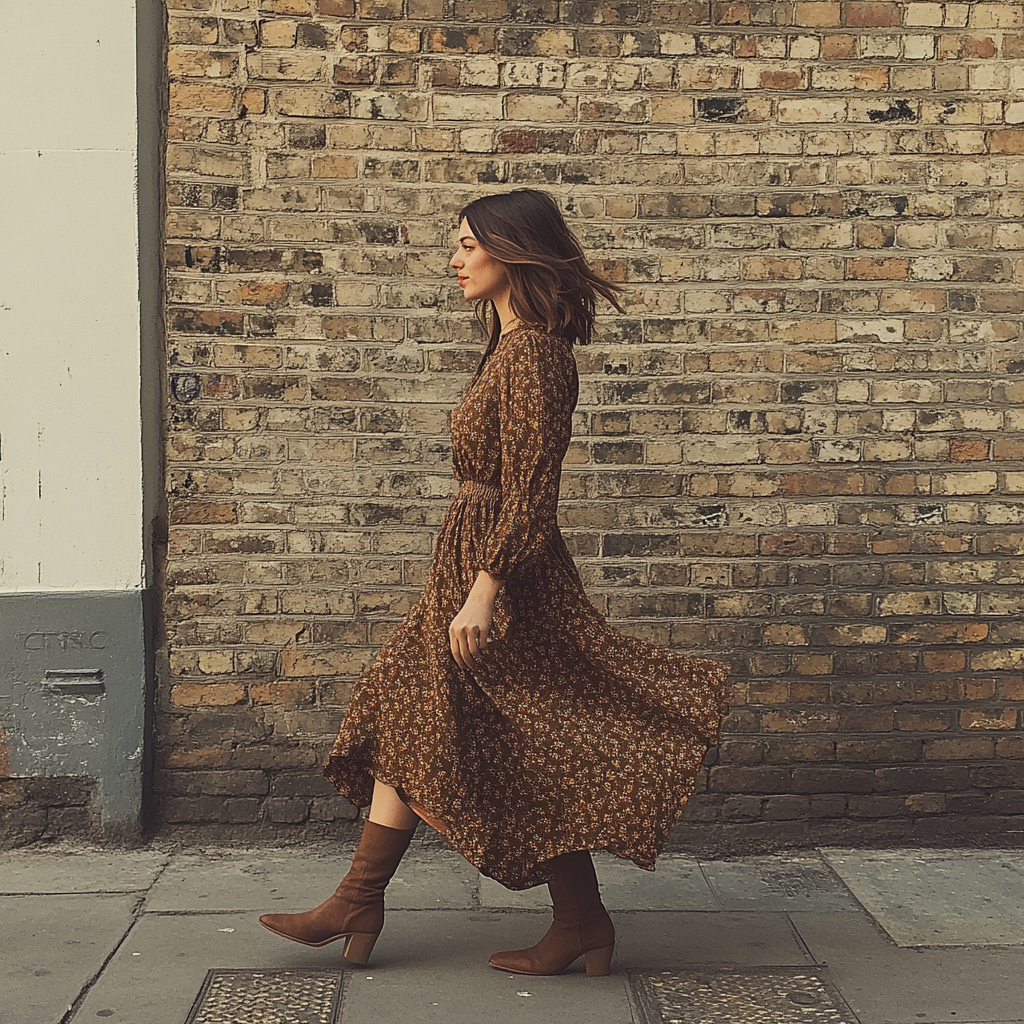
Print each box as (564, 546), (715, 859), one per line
(595, 855), (720, 912)
(145, 853), (353, 914)
(612, 912), (811, 970)
(146, 850), (478, 913)
(0, 893), (136, 1024)
(791, 909), (1024, 1024)
(822, 849), (1024, 947)
(700, 855), (861, 912)
(0, 850), (169, 894)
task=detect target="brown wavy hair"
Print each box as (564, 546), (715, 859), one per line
(458, 189), (624, 357)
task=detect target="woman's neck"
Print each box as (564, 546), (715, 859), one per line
(493, 290), (518, 336)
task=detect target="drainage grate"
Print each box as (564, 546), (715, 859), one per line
(183, 969), (344, 1024)
(629, 967), (858, 1024)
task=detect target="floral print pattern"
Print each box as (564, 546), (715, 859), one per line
(325, 326), (729, 889)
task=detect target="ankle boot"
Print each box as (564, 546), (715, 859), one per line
(259, 819), (415, 964)
(488, 851), (615, 976)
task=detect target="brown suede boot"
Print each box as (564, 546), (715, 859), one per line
(488, 851), (615, 976)
(259, 819), (415, 964)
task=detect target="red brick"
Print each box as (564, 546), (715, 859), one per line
(961, 35), (998, 58)
(923, 650), (967, 673)
(990, 130), (1024, 155)
(949, 438), (990, 462)
(845, 2), (901, 26)
(847, 258), (909, 281)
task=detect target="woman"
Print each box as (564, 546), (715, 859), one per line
(260, 189), (729, 976)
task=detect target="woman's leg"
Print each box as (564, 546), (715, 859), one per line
(368, 778), (419, 830)
(259, 777), (418, 964)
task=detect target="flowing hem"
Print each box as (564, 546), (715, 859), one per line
(324, 752), (699, 890)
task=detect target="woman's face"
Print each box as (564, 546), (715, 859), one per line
(450, 218), (510, 304)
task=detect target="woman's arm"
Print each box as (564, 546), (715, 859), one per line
(449, 329), (573, 670)
(481, 329), (572, 579)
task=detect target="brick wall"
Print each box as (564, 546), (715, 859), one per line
(0, 777), (98, 850)
(160, 0), (1024, 843)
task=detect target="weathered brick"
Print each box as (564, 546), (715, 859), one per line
(162, 796), (262, 823)
(266, 798), (310, 823)
(167, 17), (219, 45)
(923, 737), (997, 760)
(794, 2), (841, 27)
(170, 682), (248, 707)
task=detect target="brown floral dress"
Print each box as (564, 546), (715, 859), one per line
(325, 325), (729, 890)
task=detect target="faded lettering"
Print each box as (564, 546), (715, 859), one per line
(21, 630), (109, 652)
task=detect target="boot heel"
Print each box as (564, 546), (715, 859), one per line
(342, 932), (379, 965)
(584, 944), (613, 977)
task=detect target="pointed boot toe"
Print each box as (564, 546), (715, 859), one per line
(488, 948), (534, 973)
(258, 887), (373, 946)
(258, 908), (351, 948)
(487, 932), (614, 976)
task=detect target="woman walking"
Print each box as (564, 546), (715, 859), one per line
(259, 189), (729, 975)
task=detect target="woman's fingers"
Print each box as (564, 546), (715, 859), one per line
(469, 624), (490, 663)
(449, 623), (490, 671)
(449, 630), (468, 671)
(459, 630), (478, 670)
(450, 626), (472, 671)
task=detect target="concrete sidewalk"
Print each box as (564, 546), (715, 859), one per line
(2, 839), (1023, 1024)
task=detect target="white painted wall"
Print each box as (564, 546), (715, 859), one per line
(0, 1), (146, 592)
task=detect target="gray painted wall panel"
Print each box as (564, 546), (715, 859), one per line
(0, 591), (148, 834)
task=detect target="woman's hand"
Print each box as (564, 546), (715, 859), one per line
(449, 571), (503, 672)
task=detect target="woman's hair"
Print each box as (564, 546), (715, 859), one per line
(458, 189), (625, 355)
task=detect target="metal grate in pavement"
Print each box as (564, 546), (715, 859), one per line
(183, 969), (343, 1024)
(629, 967), (858, 1024)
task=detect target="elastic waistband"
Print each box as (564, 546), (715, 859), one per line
(458, 480), (502, 501)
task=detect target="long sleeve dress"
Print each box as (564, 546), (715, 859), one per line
(325, 325), (729, 890)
